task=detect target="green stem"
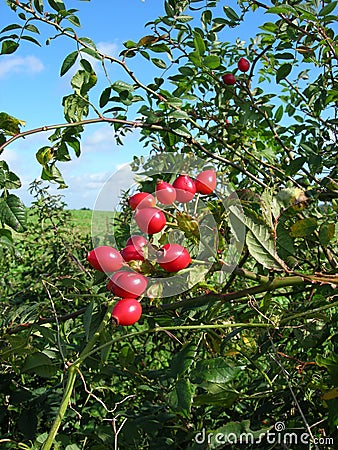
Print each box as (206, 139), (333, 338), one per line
(42, 301), (115, 450)
(77, 323), (270, 364)
(42, 365), (78, 450)
(280, 298), (338, 324)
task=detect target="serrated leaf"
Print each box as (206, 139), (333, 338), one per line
(0, 194), (27, 232)
(191, 359), (243, 384)
(60, 51), (78, 76)
(23, 352), (57, 378)
(229, 205), (286, 270)
(290, 218), (317, 237)
(0, 168), (21, 189)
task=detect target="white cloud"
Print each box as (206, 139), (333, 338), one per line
(97, 41), (119, 57)
(0, 55), (44, 78)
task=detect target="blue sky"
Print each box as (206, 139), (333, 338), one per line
(0, 0), (263, 209)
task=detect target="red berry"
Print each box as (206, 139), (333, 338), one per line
(195, 169), (217, 195)
(237, 57), (250, 72)
(126, 235), (148, 248)
(172, 175), (196, 203)
(157, 243), (192, 272)
(155, 180), (176, 205)
(120, 244), (145, 262)
(107, 271), (148, 298)
(222, 73), (236, 85)
(128, 192), (156, 210)
(134, 207), (166, 234)
(87, 246), (123, 273)
(112, 298), (142, 326)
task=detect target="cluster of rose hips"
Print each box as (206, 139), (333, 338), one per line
(222, 57), (250, 86)
(86, 169), (217, 327)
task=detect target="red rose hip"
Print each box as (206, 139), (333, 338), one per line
(134, 207), (166, 234)
(87, 246), (123, 273)
(222, 73), (236, 85)
(173, 174), (196, 203)
(128, 192), (156, 210)
(107, 271), (148, 298)
(120, 245), (145, 262)
(156, 180), (176, 205)
(195, 169), (217, 195)
(157, 243), (192, 272)
(112, 298), (142, 326)
(237, 57), (250, 72)
(126, 235), (148, 249)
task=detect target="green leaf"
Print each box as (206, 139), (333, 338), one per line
(193, 30), (206, 56)
(276, 63), (292, 83)
(176, 15), (193, 22)
(151, 57), (167, 69)
(194, 389), (238, 407)
(23, 352), (57, 378)
(285, 156), (306, 176)
(223, 5), (240, 22)
(0, 168), (21, 189)
(266, 5), (296, 15)
(1, 40), (19, 55)
(60, 51), (78, 76)
(191, 359), (243, 384)
(36, 146), (53, 165)
(0, 194), (27, 232)
(203, 54), (221, 69)
(33, 0), (44, 14)
(274, 105), (283, 122)
(290, 218), (317, 237)
(169, 379), (193, 418)
(67, 15), (81, 27)
(0, 112), (26, 135)
(229, 205), (286, 270)
(169, 341), (197, 378)
(0, 228), (13, 247)
(63, 93), (89, 122)
(0, 24), (21, 33)
(319, 223), (335, 246)
(25, 24), (40, 34)
(47, 0), (65, 12)
(83, 300), (94, 341)
(319, 1), (337, 16)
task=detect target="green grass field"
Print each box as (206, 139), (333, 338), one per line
(69, 209), (117, 238)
